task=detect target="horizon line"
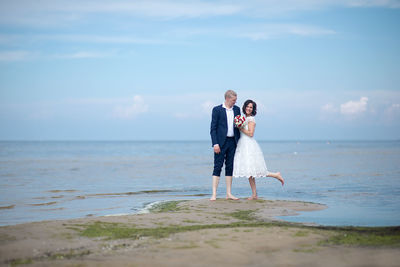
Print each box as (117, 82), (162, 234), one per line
(0, 139), (398, 142)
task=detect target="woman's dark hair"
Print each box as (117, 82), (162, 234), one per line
(242, 100), (257, 116)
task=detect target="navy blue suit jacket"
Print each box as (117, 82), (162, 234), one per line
(210, 104), (241, 147)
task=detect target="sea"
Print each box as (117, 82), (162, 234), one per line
(0, 140), (399, 227)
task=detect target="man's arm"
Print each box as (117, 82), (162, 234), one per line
(210, 106), (220, 153)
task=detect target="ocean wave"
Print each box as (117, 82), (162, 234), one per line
(136, 201), (163, 214)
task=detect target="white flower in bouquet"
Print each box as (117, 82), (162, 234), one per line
(234, 115), (246, 128)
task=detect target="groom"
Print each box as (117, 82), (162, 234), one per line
(210, 90), (241, 201)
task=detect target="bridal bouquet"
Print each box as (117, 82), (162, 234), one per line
(234, 115), (246, 128)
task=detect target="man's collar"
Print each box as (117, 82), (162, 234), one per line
(222, 102), (233, 110)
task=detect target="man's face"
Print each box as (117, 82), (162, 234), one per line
(225, 96), (237, 108)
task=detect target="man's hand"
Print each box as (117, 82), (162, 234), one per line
(213, 144), (221, 154)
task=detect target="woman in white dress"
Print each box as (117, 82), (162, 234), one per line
(233, 100), (284, 200)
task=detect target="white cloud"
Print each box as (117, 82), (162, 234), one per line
(0, 0), (240, 27)
(0, 23), (335, 52)
(235, 24), (335, 41)
(172, 99), (218, 119)
(388, 103), (400, 110)
(245, 0), (400, 14)
(113, 95), (148, 119)
(55, 0), (240, 18)
(347, 0), (400, 8)
(201, 100), (217, 116)
(321, 103), (338, 113)
(0, 48), (115, 61)
(66, 91), (399, 125)
(64, 93), (221, 121)
(340, 97), (368, 115)
(54, 51), (109, 59)
(38, 34), (165, 45)
(0, 50), (33, 61)
(0, 0), (398, 27)
(384, 103), (400, 121)
(174, 112), (191, 119)
(67, 97), (127, 105)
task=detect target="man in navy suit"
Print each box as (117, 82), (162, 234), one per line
(210, 90), (241, 201)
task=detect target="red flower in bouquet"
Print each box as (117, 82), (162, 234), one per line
(234, 115), (246, 128)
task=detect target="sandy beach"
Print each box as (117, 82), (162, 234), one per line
(1, 198), (399, 267)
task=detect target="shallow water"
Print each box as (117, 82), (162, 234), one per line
(0, 140), (399, 226)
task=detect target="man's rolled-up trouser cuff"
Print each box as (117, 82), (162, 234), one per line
(212, 151), (224, 176)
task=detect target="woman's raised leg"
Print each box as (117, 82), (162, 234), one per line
(267, 172), (284, 186)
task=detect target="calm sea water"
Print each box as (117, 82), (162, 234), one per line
(0, 140), (399, 227)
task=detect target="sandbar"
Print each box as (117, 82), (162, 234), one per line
(1, 198), (399, 266)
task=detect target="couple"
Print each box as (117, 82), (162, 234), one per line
(210, 90), (284, 201)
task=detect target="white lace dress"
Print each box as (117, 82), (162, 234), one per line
(233, 116), (269, 178)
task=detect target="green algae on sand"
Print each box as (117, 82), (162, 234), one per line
(76, 220), (400, 247)
(226, 209), (258, 221)
(320, 226), (400, 247)
(148, 200), (187, 213)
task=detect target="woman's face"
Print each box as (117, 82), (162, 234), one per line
(245, 103), (253, 116)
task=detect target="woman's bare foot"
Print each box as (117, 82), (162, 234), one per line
(247, 195), (258, 200)
(210, 195), (217, 201)
(226, 194), (239, 200)
(276, 172), (284, 186)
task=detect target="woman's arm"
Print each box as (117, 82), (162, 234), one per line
(240, 122), (255, 137)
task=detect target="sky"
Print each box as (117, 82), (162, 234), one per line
(0, 0), (399, 141)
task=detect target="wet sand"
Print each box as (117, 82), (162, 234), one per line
(0, 198), (399, 267)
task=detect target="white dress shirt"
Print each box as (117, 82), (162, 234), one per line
(223, 102), (234, 137)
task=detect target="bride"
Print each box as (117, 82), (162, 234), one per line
(233, 100), (284, 200)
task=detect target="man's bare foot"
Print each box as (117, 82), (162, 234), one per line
(247, 195), (258, 200)
(276, 172), (284, 186)
(210, 196), (217, 201)
(226, 194), (239, 200)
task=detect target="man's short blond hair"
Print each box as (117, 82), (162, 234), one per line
(224, 90), (237, 99)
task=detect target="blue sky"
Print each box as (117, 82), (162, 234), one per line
(0, 0), (399, 140)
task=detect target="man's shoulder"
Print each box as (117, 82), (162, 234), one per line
(213, 104), (223, 110)
(233, 105), (240, 111)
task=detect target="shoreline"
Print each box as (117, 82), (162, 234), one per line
(1, 198), (399, 266)
(2, 197), (399, 228)
(0, 198), (324, 228)
(0, 198), (326, 228)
